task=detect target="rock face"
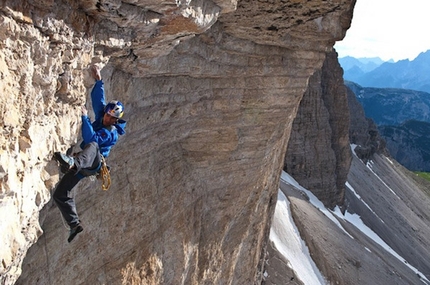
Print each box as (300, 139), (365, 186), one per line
(266, 52), (430, 284)
(379, 120), (430, 171)
(347, 85), (387, 161)
(346, 80), (430, 170)
(284, 51), (351, 209)
(345, 81), (430, 126)
(0, 0), (355, 284)
(278, 153), (430, 285)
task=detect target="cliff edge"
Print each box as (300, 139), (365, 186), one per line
(0, 0), (355, 284)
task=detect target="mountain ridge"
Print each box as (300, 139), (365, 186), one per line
(345, 81), (430, 126)
(344, 81), (430, 171)
(340, 50), (430, 93)
(338, 55), (386, 72)
(264, 50), (430, 284)
(379, 120), (430, 171)
(3, 1), (430, 285)
(1, 1), (358, 284)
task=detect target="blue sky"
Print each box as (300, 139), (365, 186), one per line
(334, 0), (430, 62)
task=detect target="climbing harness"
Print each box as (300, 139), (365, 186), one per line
(99, 156), (111, 191)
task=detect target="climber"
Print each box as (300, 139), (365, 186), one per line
(53, 64), (126, 243)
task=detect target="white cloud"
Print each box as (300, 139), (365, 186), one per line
(335, 0), (430, 61)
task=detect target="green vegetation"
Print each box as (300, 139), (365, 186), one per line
(414, 172), (430, 182)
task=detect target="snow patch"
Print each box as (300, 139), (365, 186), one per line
(270, 189), (326, 285)
(273, 170), (430, 285)
(333, 209), (430, 284)
(345, 182), (385, 224)
(366, 161), (401, 199)
(350, 143), (358, 156)
(280, 171), (353, 239)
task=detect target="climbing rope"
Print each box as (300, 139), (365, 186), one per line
(100, 156), (111, 191)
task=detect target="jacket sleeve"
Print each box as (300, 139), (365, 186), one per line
(81, 115), (113, 147)
(91, 80), (106, 121)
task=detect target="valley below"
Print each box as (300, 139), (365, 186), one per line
(265, 149), (430, 285)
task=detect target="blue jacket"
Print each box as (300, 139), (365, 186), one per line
(80, 80), (126, 157)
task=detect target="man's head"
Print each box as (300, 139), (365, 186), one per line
(103, 100), (124, 126)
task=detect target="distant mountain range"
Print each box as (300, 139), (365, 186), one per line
(339, 56), (389, 73)
(339, 50), (430, 93)
(379, 120), (430, 171)
(345, 81), (430, 126)
(345, 81), (430, 171)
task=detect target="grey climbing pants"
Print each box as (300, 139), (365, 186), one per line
(53, 142), (102, 227)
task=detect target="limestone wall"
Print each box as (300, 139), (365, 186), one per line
(285, 51), (352, 209)
(0, 0), (355, 284)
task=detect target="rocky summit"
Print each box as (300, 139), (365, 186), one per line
(1, 0), (363, 284)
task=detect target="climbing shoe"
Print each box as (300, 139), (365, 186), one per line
(54, 152), (75, 173)
(68, 224), (83, 243)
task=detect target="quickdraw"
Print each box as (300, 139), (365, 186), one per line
(100, 156), (111, 191)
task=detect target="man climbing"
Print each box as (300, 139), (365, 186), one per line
(53, 65), (126, 243)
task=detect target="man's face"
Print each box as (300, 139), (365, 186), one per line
(103, 113), (118, 126)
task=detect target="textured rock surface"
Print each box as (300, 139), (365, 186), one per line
(379, 120), (430, 171)
(263, 241), (304, 285)
(0, 2), (92, 282)
(0, 0), (355, 284)
(267, 81), (430, 284)
(264, 48), (430, 283)
(284, 51), (351, 209)
(347, 85), (387, 161)
(346, 80), (430, 170)
(346, 81), (430, 126)
(281, 153), (430, 285)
